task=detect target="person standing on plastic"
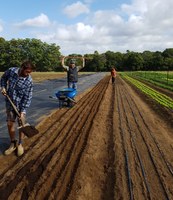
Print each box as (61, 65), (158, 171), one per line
(0, 61), (34, 156)
(61, 57), (85, 89)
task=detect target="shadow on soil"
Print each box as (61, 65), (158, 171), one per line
(0, 138), (10, 154)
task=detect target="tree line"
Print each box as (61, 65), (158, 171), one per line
(0, 37), (173, 72)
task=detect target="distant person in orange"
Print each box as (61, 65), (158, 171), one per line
(111, 67), (117, 84)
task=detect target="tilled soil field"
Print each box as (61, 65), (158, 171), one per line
(0, 75), (173, 200)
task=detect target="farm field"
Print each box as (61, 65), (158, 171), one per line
(0, 71), (94, 82)
(0, 75), (173, 199)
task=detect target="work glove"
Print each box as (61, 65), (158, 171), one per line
(1, 87), (7, 96)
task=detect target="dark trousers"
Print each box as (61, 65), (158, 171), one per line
(112, 77), (116, 84)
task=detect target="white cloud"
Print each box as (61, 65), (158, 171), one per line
(121, 0), (147, 15)
(15, 13), (51, 28)
(122, 0), (173, 29)
(8, 0), (173, 54)
(38, 22), (94, 42)
(93, 10), (123, 26)
(63, 1), (90, 18)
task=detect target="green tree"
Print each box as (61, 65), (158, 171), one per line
(142, 51), (154, 71)
(151, 51), (164, 70)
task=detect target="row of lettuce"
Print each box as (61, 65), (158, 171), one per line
(120, 72), (173, 110)
(125, 71), (173, 92)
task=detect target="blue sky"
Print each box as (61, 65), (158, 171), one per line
(0, 0), (173, 55)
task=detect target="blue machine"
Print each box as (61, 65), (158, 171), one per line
(55, 88), (77, 99)
(50, 88), (77, 107)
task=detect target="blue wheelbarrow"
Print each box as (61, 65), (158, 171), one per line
(49, 88), (77, 107)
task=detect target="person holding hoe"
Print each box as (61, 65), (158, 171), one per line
(0, 60), (34, 156)
(61, 56), (85, 89)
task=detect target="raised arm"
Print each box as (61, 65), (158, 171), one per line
(82, 57), (85, 68)
(61, 57), (68, 70)
(77, 57), (85, 71)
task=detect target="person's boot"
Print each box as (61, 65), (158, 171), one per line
(4, 140), (17, 155)
(17, 144), (24, 156)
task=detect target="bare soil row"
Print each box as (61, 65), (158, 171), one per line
(0, 75), (172, 200)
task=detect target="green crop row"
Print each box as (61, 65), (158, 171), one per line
(122, 74), (173, 110)
(124, 71), (173, 92)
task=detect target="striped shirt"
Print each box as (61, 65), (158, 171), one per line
(0, 67), (33, 113)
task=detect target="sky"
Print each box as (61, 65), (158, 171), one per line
(0, 0), (173, 55)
